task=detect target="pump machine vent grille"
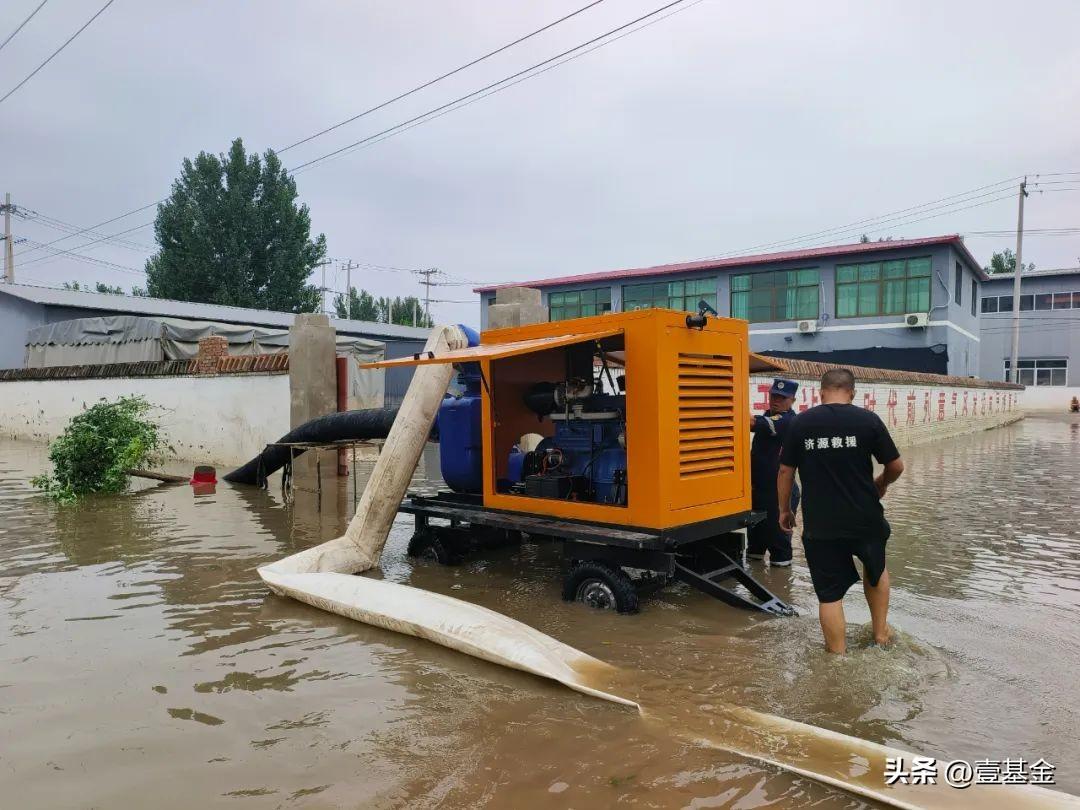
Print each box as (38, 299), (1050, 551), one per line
(676, 353), (736, 478)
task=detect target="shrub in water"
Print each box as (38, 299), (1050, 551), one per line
(32, 396), (162, 503)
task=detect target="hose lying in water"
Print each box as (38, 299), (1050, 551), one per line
(254, 324), (1077, 807)
(684, 703), (1079, 810)
(224, 407), (401, 486)
(256, 324), (634, 707)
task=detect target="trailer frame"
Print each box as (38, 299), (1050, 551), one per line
(399, 491), (796, 616)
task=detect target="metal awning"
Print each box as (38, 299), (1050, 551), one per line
(359, 328), (624, 369)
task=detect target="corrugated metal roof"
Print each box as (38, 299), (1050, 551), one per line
(981, 266), (1080, 283)
(0, 283), (432, 341)
(474, 235), (987, 293)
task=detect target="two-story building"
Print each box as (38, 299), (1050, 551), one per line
(978, 267), (1080, 405)
(476, 235), (986, 376)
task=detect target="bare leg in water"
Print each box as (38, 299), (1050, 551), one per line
(819, 600), (847, 654)
(864, 568), (892, 646)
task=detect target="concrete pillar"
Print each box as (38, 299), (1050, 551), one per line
(195, 335), (228, 375)
(289, 313), (338, 485)
(488, 286), (547, 329)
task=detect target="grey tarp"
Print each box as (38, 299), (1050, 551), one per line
(23, 315), (386, 407)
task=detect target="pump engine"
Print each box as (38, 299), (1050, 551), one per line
(505, 377), (627, 505)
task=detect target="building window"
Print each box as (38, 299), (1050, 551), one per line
(984, 291), (1078, 313)
(1004, 358), (1068, 386)
(836, 256), (931, 318)
(623, 278), (716, 313)
(971, 278), (977, 316)
(730, 268), (819, 323)
(955, 262), (963, 305)
(548, 288), (611, 321)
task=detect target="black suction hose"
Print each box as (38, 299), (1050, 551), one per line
(224, 407), (402, 486)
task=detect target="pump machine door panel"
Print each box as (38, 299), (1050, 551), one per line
(661, 326), (749, 511)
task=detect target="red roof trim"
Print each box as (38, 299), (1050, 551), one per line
(474, 235), (987, 293)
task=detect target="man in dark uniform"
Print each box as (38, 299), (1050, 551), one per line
(778, 368), (904, 653)
(747, 378), (800, 566)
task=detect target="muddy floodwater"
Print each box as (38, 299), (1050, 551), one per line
(2, 415), (1079, 808)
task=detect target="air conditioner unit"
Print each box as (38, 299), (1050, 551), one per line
(796, 319), (818, 334)
(905, 312), (929, 328)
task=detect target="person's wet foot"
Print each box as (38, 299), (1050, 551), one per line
(873, 628), (894, 647)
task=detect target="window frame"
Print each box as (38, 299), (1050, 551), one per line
(1004, 358), (1069, 387)
(970, 278), (977, 317)
(622, 277), (717, 313)
(729, 267), (820, 323)
(955, 261), (963, 306)
(834, 255), (932, 319)
(547, 287), (612, 322)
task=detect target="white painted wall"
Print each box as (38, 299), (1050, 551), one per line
(1020, 386), (1080, 412)
(0, 374), (290, 466)
(749, 375), (1023, 448)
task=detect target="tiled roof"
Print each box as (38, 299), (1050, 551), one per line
(761, 355), (1022, 390)
(474, 235), (987, 293)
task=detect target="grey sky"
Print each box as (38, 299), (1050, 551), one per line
(3, 0), (1079, 327)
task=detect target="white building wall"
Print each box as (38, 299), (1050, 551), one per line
(1020, 385), (1080, 412)
(0, 374), (290, 466)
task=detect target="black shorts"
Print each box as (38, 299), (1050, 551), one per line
(802, 529), (889, 603)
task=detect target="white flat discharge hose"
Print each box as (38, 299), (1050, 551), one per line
(257, 324), (1077, 809)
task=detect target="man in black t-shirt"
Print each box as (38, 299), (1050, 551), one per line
(777, 368), (905, 654)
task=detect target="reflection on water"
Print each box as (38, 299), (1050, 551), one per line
(1, 416), (1078, 807)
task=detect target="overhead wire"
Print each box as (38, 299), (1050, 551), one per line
(276, 0), (608, 154)
(0, 0), (49, 53)
(290, 0), (705, 180)
(287, 0), (694, 175)
(22, 0), (700, 279)
(0, 0), (116, 106)
(21, 239), (144, 275)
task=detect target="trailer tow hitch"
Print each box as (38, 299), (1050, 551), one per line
(674, 549), (797, 616)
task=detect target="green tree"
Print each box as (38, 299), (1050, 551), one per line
(145, 138), (326, 312)
(334, 287), (380, 320)
(985, 248), (1035, 275)
(63, 281), (126, 294)
(332, 288), (433, 326)
(388, 295), (434, 328)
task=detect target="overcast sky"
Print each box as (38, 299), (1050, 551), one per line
(3, 0), (1079, 326)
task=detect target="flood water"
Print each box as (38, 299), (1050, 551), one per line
(2, 414), (1079, 808)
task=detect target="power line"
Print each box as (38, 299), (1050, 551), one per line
(17, 219), (154, 269)
(15, 205), (152, 251)
(0, 0), (117, 106)
(276, 0), (608, 154)
(0, 0), (49, 53)
(288, 0), (693, 175)
(694, 177), (1024, 261)
(11, 200), (158, 260)
(21, 238), (144, 275)
(291, 0), (705, 179)
(37, 0), (699, 263)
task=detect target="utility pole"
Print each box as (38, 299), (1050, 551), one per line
(1008, 178), (1028, 384)
(315, 260), (332, 315)
(413, 267), (440, 327)
(341, 260), (357, 319)
(3, 193), (14, 283)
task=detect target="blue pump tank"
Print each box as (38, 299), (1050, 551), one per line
(438, 325), (484, 493)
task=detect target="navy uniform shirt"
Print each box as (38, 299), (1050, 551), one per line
(750, 408), (796, 494)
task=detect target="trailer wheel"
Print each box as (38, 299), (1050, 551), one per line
(562, 561), (639, 614)
(407, 529), (461, 565)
